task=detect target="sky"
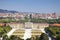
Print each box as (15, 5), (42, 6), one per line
(0, 0), (60, 13)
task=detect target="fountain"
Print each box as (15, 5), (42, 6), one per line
(23, 29), (31, 40)
(23, 20), (33, 40)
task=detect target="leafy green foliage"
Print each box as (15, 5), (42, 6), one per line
(55, 35), (60, 40)
(31, 18), (60, 24)
(45, 27), (60, 39)
(2, 35), (23, 40)
(10, 35), (22, 40)
(0, 26), (12, 36)
(31, 18), (46, 23)
(0, 17), (60, 23)
(39, 33), (49, 40)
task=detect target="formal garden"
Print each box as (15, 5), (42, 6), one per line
(45, 27), (60, 40)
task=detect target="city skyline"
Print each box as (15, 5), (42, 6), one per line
(0, 0), (60, 13)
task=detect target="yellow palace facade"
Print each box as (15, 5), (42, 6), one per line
(8, 22), (49, 38)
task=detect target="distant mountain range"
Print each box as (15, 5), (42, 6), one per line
(0, 9), (57, 14)
(0, 9), (19, 13)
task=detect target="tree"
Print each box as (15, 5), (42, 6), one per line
(26, 38), (31, 40)
(55, 35), (60, 40)
(39, 33), (49, 40)
(10, 35), (22, 40)
(3, 35), (8, 40)
(35, 36), (39, 40)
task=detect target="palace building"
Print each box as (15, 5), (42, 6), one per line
(8, 22), (49, 38)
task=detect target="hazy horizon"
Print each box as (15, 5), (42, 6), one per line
(0, 0), (60, 13)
